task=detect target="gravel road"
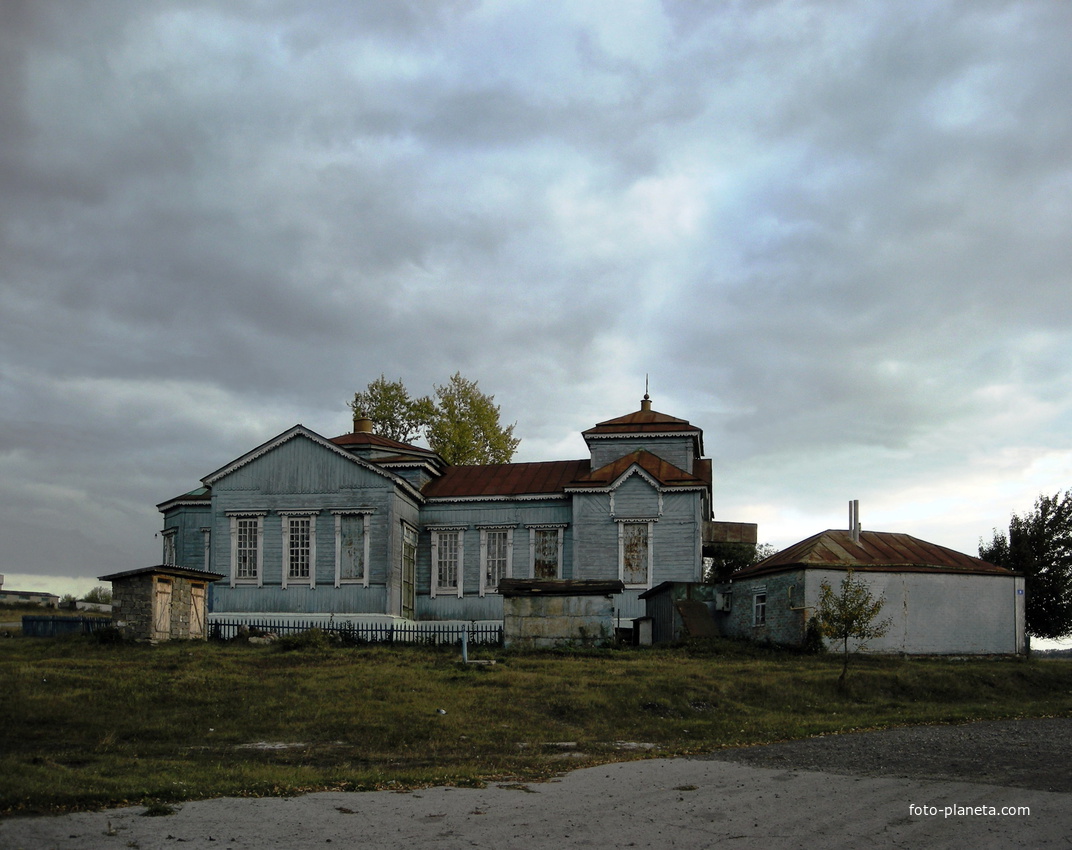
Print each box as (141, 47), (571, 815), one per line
(2, 719), (1069, 849)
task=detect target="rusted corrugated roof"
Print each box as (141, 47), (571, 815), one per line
(423, 459), (591, 499)
(568, 450), (709, 489)
(734, 529), (1013, 579)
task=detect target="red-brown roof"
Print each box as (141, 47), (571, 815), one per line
(734, 529), (1013, 579)
(583, 407), (698, 436)
(569, 450), (710, 489)
(423, 459), (591, 499)
(330, 432), (438, 455)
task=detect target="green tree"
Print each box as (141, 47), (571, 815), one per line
(980, 490), (1072, 640)
(814, 569), (891, 687)
(349, 375), (434, 444)
(425, 372), (520, 464)
(83, 586), (112, 605)
(703, 542), (778, 583)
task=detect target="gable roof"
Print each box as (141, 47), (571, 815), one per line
(423, 459), (591, 500)
(200, 424), (422, 500)
(567, 450), (711, 491)
(734, 529), (1014, 580)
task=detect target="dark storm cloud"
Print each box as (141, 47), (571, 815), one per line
(2, 0), (1072, 586)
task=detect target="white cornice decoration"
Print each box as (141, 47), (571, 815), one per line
(329, 508), (375, 515)
(278, 509), (321, 517)
(425, 493), (569, 503)
(224, 510), (269, 517)
(584, 430), (701, 440)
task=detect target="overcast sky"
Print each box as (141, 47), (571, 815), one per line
(3, 1), (1071, 612)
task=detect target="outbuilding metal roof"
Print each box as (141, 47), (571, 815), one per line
(734, 529), (1014, 579)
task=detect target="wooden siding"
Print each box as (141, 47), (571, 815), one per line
(589, 435), (696, 472)
(212, 583), (389, 615)
(162, 504), (211, 569)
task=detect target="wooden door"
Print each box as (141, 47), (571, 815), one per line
(153, 578), (173, 640)
(190, 583), (206, 639)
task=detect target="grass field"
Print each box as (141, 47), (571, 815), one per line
(2, 634), (1070, 816)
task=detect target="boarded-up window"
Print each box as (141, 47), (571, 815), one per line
(236, 518), (259, 580)
(338, 514), (365, 581)
(533, 528), (560, 579)
(288, 517), (311, 579)
(484, 529), (508, 591)
(622, 523), (649, 586)
(436, 530), (460, 590)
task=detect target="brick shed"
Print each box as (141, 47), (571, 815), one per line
(99, 566), (223, 641)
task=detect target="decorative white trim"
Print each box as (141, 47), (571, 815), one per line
(229, 514), (263, 588)
(479, 527), (513, 597)
(425, 493), (569, 503)
(161, 529), (177, 566)
(583, 430), (702, 441)
(282, 513), (317, 590)
(431, 528), (464, 599)
(334, 512), (371, 588)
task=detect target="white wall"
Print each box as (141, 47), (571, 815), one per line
(805, 569), (1025, 655)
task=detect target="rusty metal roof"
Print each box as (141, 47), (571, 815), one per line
(568, 450), (710, 489)
(583, 406), (698, 436)
(330, 432), (438, 455)
(734, 529), (1013, 579)
(423, 459), (591, 499)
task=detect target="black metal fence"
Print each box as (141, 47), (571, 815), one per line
(208, 618), (503, 645)
(22, 616), (112, 638)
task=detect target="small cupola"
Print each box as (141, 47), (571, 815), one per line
(640, 393), (652, 412)
(352, 413), (374, 434)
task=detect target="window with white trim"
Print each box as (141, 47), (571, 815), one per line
(162, 530), (177, 566)
(479, 527), (512, 595)
(619, 521), (652, 587)
(229, 513), (265, 587)
(334, 511), (370, 586)
(530, 526), (564, 579)
(753, 589), (767, 627)
(431, 528), (464, 597)
(281, 513), (317, 588)
(201, 528), (211, 571)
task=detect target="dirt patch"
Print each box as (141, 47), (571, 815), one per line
(701, 717), (1072, 792)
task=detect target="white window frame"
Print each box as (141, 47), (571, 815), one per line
(618, 520), (654, 589)
(753, 587), (767, 627)
(430, 527), (466, 598)
(201, 527), (211, 571)
(478, 526), (514, 596)
(333, 510), (372, 588)
(228, 512), (266, 588)
(280, 511), (318, 589)
(528, 525), (566, 579)
(161, 529), (177, 566)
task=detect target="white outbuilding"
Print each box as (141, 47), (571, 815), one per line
(720, 528), (1026, 655)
